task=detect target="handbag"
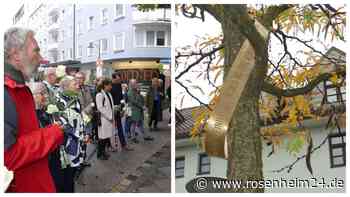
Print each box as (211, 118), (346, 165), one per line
(95, 95), (106, 126)
(125, 103), (132, 117)
(96, 111), (102, 126)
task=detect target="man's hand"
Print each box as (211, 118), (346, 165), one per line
(53, 117), (74, 135)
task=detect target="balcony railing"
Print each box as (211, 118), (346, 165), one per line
(47, 43), (59, 51)
(132, 8), (170, 24)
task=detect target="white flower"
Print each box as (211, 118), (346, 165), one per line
(3, 166), (13, 191)
(46, 104), (59, 114)
(56, 65), (66, 78)
(82, 112), (91, 124)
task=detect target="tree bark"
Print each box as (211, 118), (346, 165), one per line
(222, 9), (268, 192)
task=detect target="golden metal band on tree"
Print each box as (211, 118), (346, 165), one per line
(202, 20), (269, 159)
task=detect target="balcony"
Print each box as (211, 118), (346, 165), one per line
(132, 8), (171, 25)
(47, 42), (59, 51)
(48, 4), (60, 15)
(48, 49), (59, 63)
(48, 8), (60, 31)
(48, 22), (60, 32)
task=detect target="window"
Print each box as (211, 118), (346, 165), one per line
(146, 31), (155, 46)
(176, 157), (185, 178)
(69, 48), (73, 59)
(135, 29), (169, 47)
(100, 39), (108, 54)
(51, 50), (58, 62)
(328, 132), (346, 168)
(77, 22), (83, 35)
(156, 31), (165, 46)
(87, 41), (94, 56)
(60, 30), (64, 42)
(101, 8), (108, 25)
(114, 4), (125, 20)
(61, 50), (65, 61)
(49, 13), (59, 25)
(113, 32), (125, 52)
(76, 4), (82, 12)
(198, 153), (210, 175)
(324, 80), (346, 104)
(88, 16), (94, 31)
(50, 31), (59, 43)
(135, 30), (144, 46)
(69, 26), (73, 38)
(167, 30), (171, 46)
(77, 45), (83, 58)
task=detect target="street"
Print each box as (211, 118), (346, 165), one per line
(75, 111), (171, 193)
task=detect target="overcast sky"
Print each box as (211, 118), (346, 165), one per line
(174, 6), (347, 109)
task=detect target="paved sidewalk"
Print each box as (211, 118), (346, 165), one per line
(111, 142), (171, 193)
(75, 111), (171, 193)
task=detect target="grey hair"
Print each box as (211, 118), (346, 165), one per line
(59, 76), (75, 91)
(75, 71), (86, 77)
(44, 67), (56, 77)
(4, 27), (34, 62)
(28, 82), (46, 95)
(129, 79), (137, 89)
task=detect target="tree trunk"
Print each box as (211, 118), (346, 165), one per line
(222, 12), (268, 192)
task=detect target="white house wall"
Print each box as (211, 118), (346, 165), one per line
(176, 123), (345, 192)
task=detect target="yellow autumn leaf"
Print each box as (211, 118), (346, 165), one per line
(330, 73), (339, 85)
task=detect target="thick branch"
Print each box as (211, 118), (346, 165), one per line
(262, 70), (345, 97)
(181, 4), (204, 21)
(229, 5), (267, 59)
(193, 4), (224, 23)
(258, 4), (294, 28)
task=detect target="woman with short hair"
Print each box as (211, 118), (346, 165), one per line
(55, 76), (87, 192)
(29, 82), (64, 192)
(96, 78), (115, 160)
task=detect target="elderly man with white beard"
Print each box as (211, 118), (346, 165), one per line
(4, 27), (64, 192)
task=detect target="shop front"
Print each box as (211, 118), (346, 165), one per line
(112, 59), (166, 95)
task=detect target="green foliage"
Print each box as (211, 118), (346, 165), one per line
(158, 63), (164, 73)
(135, 4), (170, 12)
(287, 134), (305, 155)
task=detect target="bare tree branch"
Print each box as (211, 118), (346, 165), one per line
(205, 55), (219, 90)
(273, 28), (345, 66)
(175, 45), (223, 80)
(314, 4), (345, 41)
(270, 133), (328, 173)
(175, 79), (211, 109)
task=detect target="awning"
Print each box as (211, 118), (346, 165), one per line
(159, 58), (171, 64)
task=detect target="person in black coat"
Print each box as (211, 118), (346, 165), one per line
(110, 73), (133, 151)
(167, 85), (171, 125)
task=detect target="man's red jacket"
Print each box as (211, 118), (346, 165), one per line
(4, 66), (64, 192)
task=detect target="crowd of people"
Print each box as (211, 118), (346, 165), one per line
(4, 27), (170, 193)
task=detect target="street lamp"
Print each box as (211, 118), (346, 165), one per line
(88, 41), (103, 78)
